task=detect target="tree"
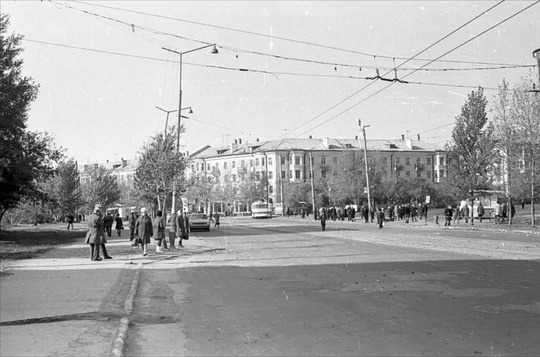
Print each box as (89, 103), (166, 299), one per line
(56, 159), (82, 216)
(133, 128), (187, 212)
(0, 14), (64, 226)
(81, 165), (121, 212)
(447, 87), (496, 224)
(493, 77), (540, 225)
(236, 167), (268, 209)
(185, 169), (220, 213)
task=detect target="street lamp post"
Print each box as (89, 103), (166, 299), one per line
(162, 43), (218, 213)
(359, 119), (372, 217)
(309, 150), (316, 220)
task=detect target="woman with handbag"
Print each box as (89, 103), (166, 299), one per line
(135, 207), (153, 256)
(152, 210), (168, 253)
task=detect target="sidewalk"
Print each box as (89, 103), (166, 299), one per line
(0, 234), (221, 357)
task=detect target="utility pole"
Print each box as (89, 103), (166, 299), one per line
(309, 150), (316, 220)
(359, 119), (372, 216)
(162, 43), (217, 214)
(531, 48), (540, 225)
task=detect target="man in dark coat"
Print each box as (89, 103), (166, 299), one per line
(477, 202), (485, 222)
(103, 212), (114, 237)
(176, 209), (190, 248)
(444, 205), (453, 227)
(85, 205), (104, 261)
(128, 209), (138, 247)
(376, 208), (385, 229)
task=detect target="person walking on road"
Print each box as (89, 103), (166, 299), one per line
(103, 212), (113, 237)
(135, 207), (153, 256)
(176, 209), (190, 248)
(477, 202), (485, 223)
(319, 207), (327, 231)
(214, 212), (220, 228)
(128, 209), (138, 248)
(85, 205), (104, 261)
(153, 210), (167, 253)
(444, 205), (453, 227)
(114, 213), (123, 237)
(376, 208), (385, 229)
(67, 213), (74, 230)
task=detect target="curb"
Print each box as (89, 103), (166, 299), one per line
(110, 263), (142, 357)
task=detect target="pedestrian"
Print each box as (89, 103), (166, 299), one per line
(67, 213), (74, 230)
(114, 213), (123, 237)
(103, 212), (113, 237)
(494, 201), (501, 224)
(176, 209), (190, 248)
(477, 202), (485, 223)
(444, 205), (453, 227)
(168, 210), (178, 249)
(85, 205), (104, 261)
(522, 199), (525, 210)
(135, 207), (153, 256)
(463, 204), (470, 224)
(214, 212), (220, 228)
(376, 208), (385, 229)
(153, 210), (167, 253)
(319, 207), (327, 231)
(510, 202), (516, 221)
(501, 202), (508, 224)
(128, 209), (138, 248)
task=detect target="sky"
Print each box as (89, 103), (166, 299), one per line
(3, 1), (540, 164)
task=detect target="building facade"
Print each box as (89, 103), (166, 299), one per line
(187, 136), (448, 211)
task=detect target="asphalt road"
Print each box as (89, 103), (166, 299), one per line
(1, 216), (539, 356)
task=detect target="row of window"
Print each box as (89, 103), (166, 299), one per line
(275, 169), (447, 180)
(193, 155), (446, 172)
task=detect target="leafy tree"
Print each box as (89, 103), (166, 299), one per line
(81, 165), (121, 212)
(55, 159), (82, 216)
(447, 87), (496, 224)
(493, 77), (540, 225)
(185, 169), (220, 213)
(236, 166), (268, 209)
(133, 128), (187, 212)
(0, 14), (64, 226)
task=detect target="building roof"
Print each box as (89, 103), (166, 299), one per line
(189, 138), (446, 160)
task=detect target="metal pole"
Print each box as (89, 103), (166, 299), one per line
(309, 151), (316, 220)
(530, 49), (539, 225)
(359, 120), (372, 216)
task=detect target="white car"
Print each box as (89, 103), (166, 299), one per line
(189, 213), (210, 232)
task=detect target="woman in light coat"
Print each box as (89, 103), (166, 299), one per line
(135, 207), (153, 256)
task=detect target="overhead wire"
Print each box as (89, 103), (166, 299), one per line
(52, 0), (531, 73)
(22, 38), (522, 92)
(73, 0), (529, 68)
(283, 0), (507, 140)
(292, 0), (538, 139)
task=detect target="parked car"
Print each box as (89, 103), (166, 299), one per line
(189, 213), (210, 232)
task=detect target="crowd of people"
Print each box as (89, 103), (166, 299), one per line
(83, 205), (194, 261)
(443, 200), (515, 227)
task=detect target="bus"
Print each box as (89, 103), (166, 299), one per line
(251, 201), (272, 219)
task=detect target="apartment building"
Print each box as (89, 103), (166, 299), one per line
(187, 136), (448, 207)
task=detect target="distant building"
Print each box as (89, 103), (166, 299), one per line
(79, 158), (136, 185)
(187, 136), (448, 211)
